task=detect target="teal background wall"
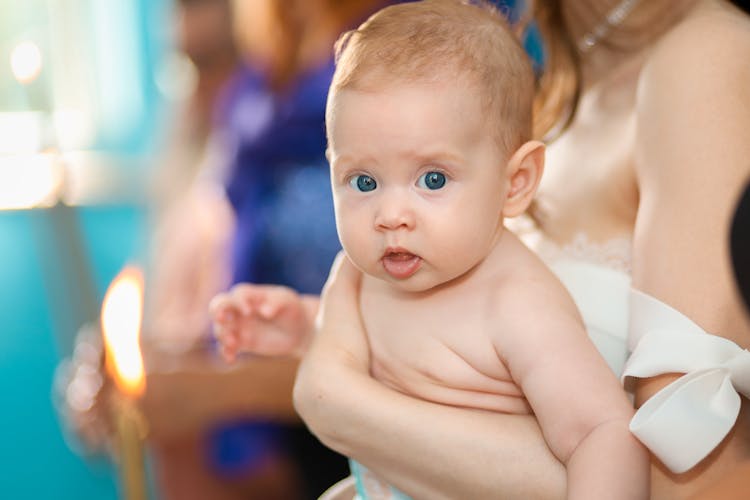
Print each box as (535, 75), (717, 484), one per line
(0, 0), (170, 495)
(0, 205), (148, 499)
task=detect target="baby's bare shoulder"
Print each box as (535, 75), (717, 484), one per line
(488, 256), (584, 342)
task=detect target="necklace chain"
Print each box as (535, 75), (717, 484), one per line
(577, 0), (641, 53)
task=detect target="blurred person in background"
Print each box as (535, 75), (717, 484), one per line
(147, 0), (239, 353)
(57, 0), (238, 456)
(57, 0), (243, 497)
(175, 2), (407, 497)
(59, 0), (400, 498)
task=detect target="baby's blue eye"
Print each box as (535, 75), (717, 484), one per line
(417, 171), (446, 190)
(349, 174), (377, 192)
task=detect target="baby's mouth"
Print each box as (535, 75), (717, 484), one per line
(382, 249), (422, 279)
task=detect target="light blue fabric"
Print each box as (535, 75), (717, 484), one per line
(350, 458), (413, 500)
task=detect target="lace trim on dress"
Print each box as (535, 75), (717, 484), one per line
(532, 232), (633, 276)
(508, 214), (633, 275)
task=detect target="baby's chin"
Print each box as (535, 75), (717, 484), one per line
(371, 268), (456, 295)
(382, 277), (435, 293)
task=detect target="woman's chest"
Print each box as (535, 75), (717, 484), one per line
(533, 88), (640, 246)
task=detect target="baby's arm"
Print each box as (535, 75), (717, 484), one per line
(498, 286), (649, 499)
(209, 283), (319, 361)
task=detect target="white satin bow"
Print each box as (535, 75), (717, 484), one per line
(623, 289), (750, 473)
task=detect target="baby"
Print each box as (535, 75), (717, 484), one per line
(211, 1), (648, 498)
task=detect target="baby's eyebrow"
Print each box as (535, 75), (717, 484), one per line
(409, 148), (464, 165)
(329, 152), (376, 170)
(328, 154), (361, 181)
(328, 153), (346, 171)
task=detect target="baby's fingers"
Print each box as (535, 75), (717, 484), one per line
(209, 293), (241, 321)
(220, 341), (238, 363)
(228, 284), (272, 315)
(255, 286), (299, 319)
(213, 324), (239, 362)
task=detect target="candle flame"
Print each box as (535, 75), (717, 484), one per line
(101, 266), (145, 396)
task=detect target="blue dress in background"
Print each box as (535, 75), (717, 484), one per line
(210, 58), (346, 498)
(221, 60), (342, 293)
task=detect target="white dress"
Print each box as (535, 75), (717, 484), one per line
(535, 233), (633, 377)
(542, 234), (750, 475)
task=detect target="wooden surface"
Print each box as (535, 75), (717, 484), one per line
(139, 344), (301, 441)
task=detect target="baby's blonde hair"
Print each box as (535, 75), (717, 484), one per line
(328, 0), (534, 153)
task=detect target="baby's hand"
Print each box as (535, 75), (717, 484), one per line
(209, 284), (310, 362)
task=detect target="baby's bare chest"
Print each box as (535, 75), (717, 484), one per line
(360, 285), (530, 413)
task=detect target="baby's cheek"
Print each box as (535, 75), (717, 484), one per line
(443, 225), (494, 266)
(336, 227), (369, 271)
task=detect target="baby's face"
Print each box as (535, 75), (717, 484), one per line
(327, 80), (511, 292)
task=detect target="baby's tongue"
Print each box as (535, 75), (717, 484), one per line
(382, 252), (421, 279)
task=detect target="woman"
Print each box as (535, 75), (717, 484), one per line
(293, 0), (750, 498)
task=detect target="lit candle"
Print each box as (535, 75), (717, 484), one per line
(101, 266), (148, 500)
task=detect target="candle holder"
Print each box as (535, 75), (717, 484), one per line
(109, 391), (148, 500)
(101, 266), (149, 500)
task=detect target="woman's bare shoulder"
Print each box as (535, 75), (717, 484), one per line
(645, 1), (750, 79)
(629, 1), (750, 343)
(635, 0), (750, 182)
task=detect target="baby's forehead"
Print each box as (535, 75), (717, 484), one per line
(328, 78), (499, 135)
(337, 62), (478, 92)
(327, 71), (485, 120)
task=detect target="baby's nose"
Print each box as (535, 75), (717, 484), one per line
(374, 191), (415, 231)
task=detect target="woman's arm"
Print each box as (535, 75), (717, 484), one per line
(632, 3), (750, 498)
(294, 255), (566, 500)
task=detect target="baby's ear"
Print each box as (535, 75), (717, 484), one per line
(502, 140), (545, 218)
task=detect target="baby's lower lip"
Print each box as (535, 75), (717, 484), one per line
(382, 252), (421, 279)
